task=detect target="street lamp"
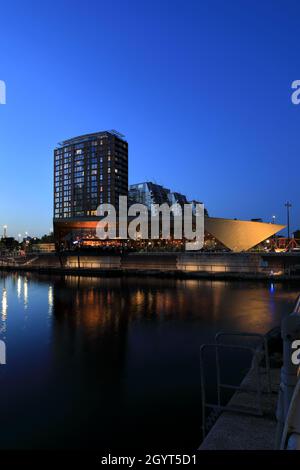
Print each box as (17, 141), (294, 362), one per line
(285, 202), (292, 239)
(272, 215), (276, 224)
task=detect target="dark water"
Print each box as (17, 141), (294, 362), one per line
(0, 272), (298, 451)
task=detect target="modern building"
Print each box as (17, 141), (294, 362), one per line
(129, 182), (190, 210)
(54, 130), (128, 244)
(129, 182), (208, 217)
(129, 182), (171, 210)
(31, 243), (56, 253)
(168, 191), (188, 206)
(53, 214), (285, 252)
(190, 199), (209, 217)
(294, 230), (300, 239)
(53, 139), (285, 252)
(205, 217), (285, 252)
(54, 130), (128, 219)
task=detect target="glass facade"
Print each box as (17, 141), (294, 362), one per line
(129, 183), (208, 217)
(54, 131), (128, 219)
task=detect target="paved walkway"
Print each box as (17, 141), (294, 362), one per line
(199, 368), (280, 450)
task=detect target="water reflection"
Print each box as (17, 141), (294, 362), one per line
(46, 275), (299, 449)
(1, 286), (7, 336)
(17, 276), (22, 299)
(0, 272), (299, 451)
(270, 283), (275, 294)
(1, 288), (7, 318)
(48, 285), (53, 316)
(23, 278), (28, 309)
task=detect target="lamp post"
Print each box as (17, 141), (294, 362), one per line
(272, 215), (276, 224)
(285, 202), (292, 239)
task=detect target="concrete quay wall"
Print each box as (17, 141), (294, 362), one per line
(1, 252), (300, 280)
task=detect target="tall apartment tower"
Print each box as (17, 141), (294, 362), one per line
(54, 130), (128, 220)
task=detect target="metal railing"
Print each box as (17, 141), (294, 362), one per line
(200, 332), (271, 438)
(215, 332), (272, 399)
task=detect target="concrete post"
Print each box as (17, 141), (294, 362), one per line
(280, 377), (300, 449)
(275, 295), (300, 448)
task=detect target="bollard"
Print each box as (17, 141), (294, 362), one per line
(275, 295), (300, 448)
(280, 371), (300, 449)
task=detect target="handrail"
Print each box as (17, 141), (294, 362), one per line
(215, 332), (272, 395)
(200, 342), (263, 439)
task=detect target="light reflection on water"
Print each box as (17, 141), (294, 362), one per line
(17, 276), (21, 299)
(48, 285), (53, 316)
(23, 278), (28, 309)
(1, 287), (7, 333)
(0, 272), (298, 451)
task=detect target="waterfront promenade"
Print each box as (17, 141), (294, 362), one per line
(200, 366), (280, 450)
(1, 252), (300, 281)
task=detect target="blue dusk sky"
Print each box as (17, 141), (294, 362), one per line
(0, 0), (299, 238)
